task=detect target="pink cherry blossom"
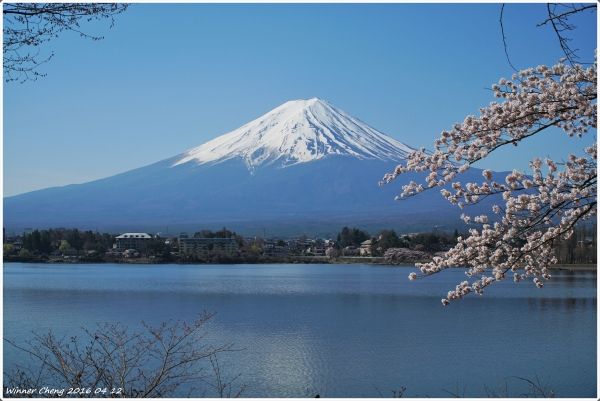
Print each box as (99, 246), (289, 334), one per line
(382, 54), (597, 304)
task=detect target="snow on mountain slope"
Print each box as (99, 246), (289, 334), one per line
(173, 98), (413, 172)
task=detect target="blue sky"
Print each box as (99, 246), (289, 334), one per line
(3, 3), (597, 196)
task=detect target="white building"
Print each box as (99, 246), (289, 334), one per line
(115, 233), (152, 251)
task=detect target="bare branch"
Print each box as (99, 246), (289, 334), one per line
(3, 3), (130, 83)
(541, 3), (597, 65)
(3, 312), (246, 398)
(499, 4), (519, 72)
(537, 4), (597, 27)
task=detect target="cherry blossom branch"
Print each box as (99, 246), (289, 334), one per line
(382, 55), (597, 305)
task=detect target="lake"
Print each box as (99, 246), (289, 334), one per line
(3, 263), (597, 397)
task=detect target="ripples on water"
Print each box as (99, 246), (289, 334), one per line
(3, 263), (597, 397)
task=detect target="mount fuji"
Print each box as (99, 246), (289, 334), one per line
(4, 98), (496, 236)
(173, 98), (413, 171)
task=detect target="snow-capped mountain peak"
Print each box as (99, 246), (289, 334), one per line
(173, 98), (413, 171)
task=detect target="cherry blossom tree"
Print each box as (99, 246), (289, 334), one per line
(380, 53), (596, 305)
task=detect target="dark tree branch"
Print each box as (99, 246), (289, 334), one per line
(3, 3), (130, 83)
(499, 4), (518, 72)
(3, 312), (246, 398)
(536, 4), (597, 27)
(542, 3), (596, 65)
(499, 3), (596, 70)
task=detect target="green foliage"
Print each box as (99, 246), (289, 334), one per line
(21, 229), (51, 254)
(67, 229), (83, 250)
(409, 232), (441, 252)
(373, 229), (408, 251)
(249, 246), (262, 256)
(214, 227), (234, 238)
(404, 231), (458, 252)
(18, 228), (116, 257)
(332, 226), (462, 254)
(145, 238), (167, 255)
(3, 243), (15, 256)
(95, 242), (106, 254)
(195, 230), (213, 238)
(194, 227), (234, 239)
(336, 226), (370, 248)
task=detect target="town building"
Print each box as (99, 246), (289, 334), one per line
(179, 232), (237, 255)
(115, 233), (152, 251)
(360, 239), (372, 256)
(263, 240), (289, 256)
(307, 239), (328, 256)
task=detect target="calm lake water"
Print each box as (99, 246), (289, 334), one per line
(3, 263), (597, 398)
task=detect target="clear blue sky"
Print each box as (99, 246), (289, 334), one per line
(3, 3), (597, 196)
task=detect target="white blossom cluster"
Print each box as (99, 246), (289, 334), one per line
(381, 56), (597, 305)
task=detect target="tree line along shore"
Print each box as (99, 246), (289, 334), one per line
(3, 225), (596, 267)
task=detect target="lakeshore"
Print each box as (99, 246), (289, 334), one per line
(3, 254), (597, 271)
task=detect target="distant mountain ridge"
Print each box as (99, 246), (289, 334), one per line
(4, 98), (501, 236)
